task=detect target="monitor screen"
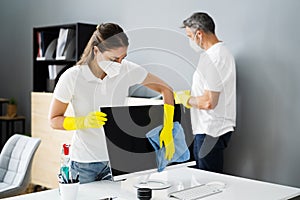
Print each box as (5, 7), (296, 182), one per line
(101, 104), (195, 182)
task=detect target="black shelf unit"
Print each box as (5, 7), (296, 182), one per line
(33, 23), (96, 92)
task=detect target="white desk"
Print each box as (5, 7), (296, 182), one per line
(5, 167), (300, 200)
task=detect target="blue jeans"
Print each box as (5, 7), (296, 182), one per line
(193, 132), (232, 173)
(70, 161), (112, 184)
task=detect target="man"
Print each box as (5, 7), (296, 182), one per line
(175, 12), (236, 173)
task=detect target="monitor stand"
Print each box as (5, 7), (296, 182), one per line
(134, 174), (171, 190)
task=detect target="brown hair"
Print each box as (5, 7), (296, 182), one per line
(77, 23), (129, 65)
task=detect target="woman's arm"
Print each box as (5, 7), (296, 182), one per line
(142, 73), (175, 160)
(141, 73), (174, 105)
(48, 98), (68, 130)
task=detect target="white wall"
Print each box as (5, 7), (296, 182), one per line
(1, 0), (300, 187)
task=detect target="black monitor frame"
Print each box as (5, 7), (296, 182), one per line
(101, 104), (195, 182)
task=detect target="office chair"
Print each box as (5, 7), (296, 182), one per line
(0, 134), (41, 198)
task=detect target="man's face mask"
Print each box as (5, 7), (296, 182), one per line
(189, 31), (203, 53)
(97, 53), (122, 78)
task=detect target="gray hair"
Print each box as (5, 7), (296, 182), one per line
(182, 12), (215, 34)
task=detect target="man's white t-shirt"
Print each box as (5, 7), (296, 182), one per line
(54, 59), (148, 162)
(190, 42), (236, 137)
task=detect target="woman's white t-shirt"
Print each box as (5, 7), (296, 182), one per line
(54, 59), (148, 162)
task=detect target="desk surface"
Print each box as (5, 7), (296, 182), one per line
(4, 167), (300, 200)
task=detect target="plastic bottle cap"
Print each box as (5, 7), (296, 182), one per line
(63, 144), (70, 155)
(137, 188), (152, 200)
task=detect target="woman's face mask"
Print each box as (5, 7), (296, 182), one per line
(96, 52), (122, 78)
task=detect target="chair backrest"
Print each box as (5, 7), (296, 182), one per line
(0, 134), (41, 196)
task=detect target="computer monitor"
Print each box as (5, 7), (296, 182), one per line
(101, 104), (195, 189)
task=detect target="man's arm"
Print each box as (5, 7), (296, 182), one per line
(188, 90), (220, 110)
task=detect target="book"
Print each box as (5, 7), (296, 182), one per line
(36, 32), (43, 58)
(48, 64), (66, 79)
(56, 28), (75, 60)
(56, 28), (69, 59)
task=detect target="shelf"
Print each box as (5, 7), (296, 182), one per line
(0, 98), (9, 103)
(33, 22), (96, 92)
(35, 59), (76, 64)
(36, 57), (76, 61)
(0, 115), (26, 121)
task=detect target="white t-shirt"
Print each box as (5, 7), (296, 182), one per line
(190, 42), (236, 137)
(54, 59), (148, 162)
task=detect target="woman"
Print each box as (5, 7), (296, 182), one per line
(49, 23), (175, 183)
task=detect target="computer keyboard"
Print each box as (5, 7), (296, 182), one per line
(168, 184), (222, 200)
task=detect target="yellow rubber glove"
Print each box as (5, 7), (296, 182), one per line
(63, 111), (107, 130)
(159, 104), (175, 161)
(174, 90), (192, 109)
